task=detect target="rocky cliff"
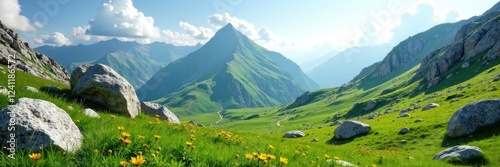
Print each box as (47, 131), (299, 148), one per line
(0, 20), (69, 83)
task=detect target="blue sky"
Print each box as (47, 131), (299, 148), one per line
(1, 0), (498, 63)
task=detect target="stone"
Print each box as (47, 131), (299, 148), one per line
(414, 119), (423, 123)
(334, 160), (358, 167)
(70, 64), (140, 118)
(493, 74), (500, 82)
(23, 86), (39, 93)
(397, 113), (410, 118)
(433, 145), (483, 161)
(140, 102), (180, 124)
(447, 99), (500, 138)
(399, 127), (409, 134)
(450, 98), (460, 103)
(83, 108), (100, 118)
(334, 120), (371, 139)
(427, 77), (441, 88)
(422, 103), (440, 111)
(461, 62), (470, 68)
(0, 98), (83, 152)
(283, 130), (305, 138)
(311, 138), (319, 142)
(364, 100), (377, 111)
(330, 120), (342, 126)
(446, 73), (453, 79)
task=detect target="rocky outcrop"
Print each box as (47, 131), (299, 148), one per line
(433, 145), (483, 161)
(364, 100), (377, 111)
(283, 130), (305, 138)
(140, 102), (180, 124)
(284, 91), (310, 110)
(71, 64), (140, 118)
(447, 99), (500, 138)
(0, 98), (83, 152)
(334, 120), (371, 139)
(0, 20), (69, 83)
(371, 38), (424, 78)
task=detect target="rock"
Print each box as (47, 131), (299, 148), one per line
(399, 127), (409, 134)
(245, 114), (260, 120)
(311, 138), (319, 142)
(450, 98), (460, 103)
(414, 119), (423, 123)
(83, 108), (100, 118)
(0, 98), (83, 152)
(284, 91), (310, 109)
(140, 102), (180, 124)
(447, 99), (500, 138)
(335, 160), (358, 167)
(334, 120), (371, 139)
(364, 100), (377, 111)
(422, 103), (440, 111)
(283, 130), (305, 138)
(433, 145), (483, 161)
(23, 86), (39, 93)
(397, 113), (410, 118)
(41, 85), (62, 93)
(494, 74), (500, 82)
(330, 120), (342, 126)
(446, 73), (453, 79)
(70, 64), (140, 118)
(427, 77), (441, 88)
(461, 62), (470, 68)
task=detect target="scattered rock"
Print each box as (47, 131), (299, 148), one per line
(283, 130), (305, 138)
(493, 74), (500, 82)
(461, 62), (470, 68)
(427, 77), (441, 88)
(23, 86), (39, 93)
(330, 120), (342, 126)
(450, 98), (460, 103)
(397, 113), (410, 118)
(70, 64), (140, 118)
(447, 99), (500, 138)
(433, 145), (483, 161)
(446, 73), (453, 79)
(364, 100), (377, 111)
(422, 103), (440, 111)
(0, 98), (83, 152)
(414, 119), (423, 123)
(83, 108), (100, 118)
(399, 127), (409, 134)
(141, 102), (180, 124)
(334, 120), (371, 139)
(311, 138), (319, 142)
(334, 160), (358, 167)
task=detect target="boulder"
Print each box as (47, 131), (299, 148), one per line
(397, 113), (410, 118)
(399, 127), (409, 134)
(422, 103), (440, 111)
(446, 73), (453, 79)
(140, 102), (180, 124)
(334, 160), (358, 167)
(427, 77), (441, 88)
(334, 120), (371, 139)
(70, 64), (140, 118)
(494, 74), (500, 82)
(433, 145), (483, 160)
(461, 62), (470, 68)
(283, 130), (305, 138)
(0, 98), (83, 152)
(330, 120), (342, 126)
(447, 99), (500, 137)
(23, 86), (38, 93)
(311, 138), (319, 142)
(364, 100), (377, 111)
(414, 119), (423, 123)
(83, 108), (100, 118)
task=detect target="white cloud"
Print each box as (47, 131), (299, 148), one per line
(208, 12), (260, 40)
(72, 26), (92, 41)
(179, 21), (214, 40)
(0, 0), (36, 31)
(258, 27), (278, 42)
(86, 0), (160, 38)
(161, 29), (199, 46)
(34, 32), (72, 46)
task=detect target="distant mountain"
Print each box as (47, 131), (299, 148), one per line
(0, 20), (69, 83)
(307, 44), (392, 88)
(300, 50), (340, 73)
(35, 39), (201, 72)
(137, 24), (316, 114)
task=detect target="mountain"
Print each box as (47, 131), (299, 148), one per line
(300, 50), (340, 73)
(34, 39), (201, 71)
(0, 20), (69, 83)
(307, 44), (393, 88)
(93, 51), (166, 88)
(137, 24), (316, 114)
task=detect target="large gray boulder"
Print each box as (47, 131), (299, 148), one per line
(0, 98), (83, 152)
(70, 64), (140, 118)
(283, 130), (305, 138)
(140, 102), (180, 124)
(364, 100), (377, 111)
(447, 99), (500, 137)
(334, 120), (371, 139)
(433, 145), (483, 160)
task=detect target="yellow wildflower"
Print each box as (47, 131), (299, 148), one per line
(29, 153), (41, 161)
(120, 161), (128, 167)
(130, 155), (146, 166)
(121, 132), (131, 139)
(280, 157), (288, 164)
(269, 145), (274, 150)
(245, 154), (253, 160)
(154, 135), (161, 140)
(118, 126), (125, 131)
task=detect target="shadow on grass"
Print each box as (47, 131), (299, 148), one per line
(440, 122), (500, 148)
(40, 87), (113, 113)
(325, 137), (355, 145)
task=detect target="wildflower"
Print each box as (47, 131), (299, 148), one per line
(334, 156), (340, 160)
(269, 145), (274, 150)
(257, 154), (267, 161)
(138, 135), (145, 140)
(108, 150), (113, 155)
(157, 147), (162, 151)
(93, 149), (99, 154)
(245, 154), (253, 160)
(267, 154), (276, 160)
(29, 153), (41, 161)
(123, 139), (132, 145)
(235, 154), (239, 159)
(325, 154), (330, 159)
(371, 164), (377, 167)
(186, 141), (193, 148)
(154, 135), (161, 140)
(295, 150), (300, 154)
(120, 161), (128, 167)
(76, 120), (80, 124)
(151, 153), (156, 158)
(137, 151), (142, 155)
(130, 155), (146, 166)
(155, 114), (160, 118)
(302, 153), (307, 156)
(111, 115), (116, 119)
(280, 157), (288, 164)
(118, 126), (125, 131)
(143, 143), (148, 148)
(121, 132), (131, 139)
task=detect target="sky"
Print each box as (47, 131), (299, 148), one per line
(1, 0), (498, 64)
